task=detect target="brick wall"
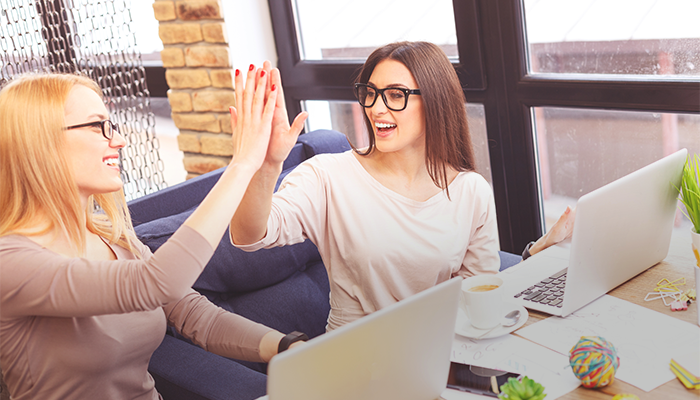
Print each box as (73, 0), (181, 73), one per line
(153, 0), (235, 179)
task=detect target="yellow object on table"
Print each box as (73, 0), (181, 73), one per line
(670, 359), (700, 389)
(611, 394), (640, 400)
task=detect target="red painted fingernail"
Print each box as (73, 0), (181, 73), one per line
(271, 84), (276, 91)
(235, 69), (240, 76)
(260, 70), (266, 78)
(249, 64), (254, 71)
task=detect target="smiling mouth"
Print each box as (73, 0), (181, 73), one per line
(103, 157), (119, 168)
(375, 122), (396, 132)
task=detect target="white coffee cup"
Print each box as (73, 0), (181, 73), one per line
(459, 275), (504, 329)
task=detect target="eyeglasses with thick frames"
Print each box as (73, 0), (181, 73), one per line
(354, 83), (421, 112)
(64, 119), (119, 141)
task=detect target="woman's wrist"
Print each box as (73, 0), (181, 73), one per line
(259, 330), (285, 362)
(522, 241), (536, 260)
(259, 160), (284, 176)
(526, 235), (549, 258)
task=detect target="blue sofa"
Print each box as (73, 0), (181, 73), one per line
(127, 129), (522, 400)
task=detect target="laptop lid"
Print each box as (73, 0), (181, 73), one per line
(267, 277), (462, 400)
(502, 148), (687, 316)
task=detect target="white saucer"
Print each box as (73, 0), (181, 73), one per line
(454, 303), (528, 339)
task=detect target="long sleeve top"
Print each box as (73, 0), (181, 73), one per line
(235, 151), (500, 330)
(0, 226), (272, 400)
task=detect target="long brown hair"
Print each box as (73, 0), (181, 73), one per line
(0, 73), (136, 255)
(355, 41), (476, 195)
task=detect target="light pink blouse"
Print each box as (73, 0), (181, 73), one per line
(236, 151), (500, 330)
(0, 226), (272, 400)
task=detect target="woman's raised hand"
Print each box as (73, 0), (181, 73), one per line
(262, 61), (308, 169)
(227, 62), (308, 246)
(229, 64), (278, 172)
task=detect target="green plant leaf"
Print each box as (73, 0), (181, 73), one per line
(678, 154), (700, 233)
(498, 376), (547, 400)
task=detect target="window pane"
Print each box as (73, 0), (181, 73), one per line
(533, 107), (699, 234)
(131, 0), (163, 62)
(303, 100), (492, 184)
(293, 0), (457, 60)
(523, 0), (700, 77)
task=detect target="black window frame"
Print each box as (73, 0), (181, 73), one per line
(268, 0), (700, 253)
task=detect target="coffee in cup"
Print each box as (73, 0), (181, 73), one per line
(468, 284), (499, 292)
(459, 275), (504, 329)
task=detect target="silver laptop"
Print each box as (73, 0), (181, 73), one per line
(501, 148), (687, 317)
(265, 277), (462, 400)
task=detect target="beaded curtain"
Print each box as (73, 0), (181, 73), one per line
(0, 0), (166, 200)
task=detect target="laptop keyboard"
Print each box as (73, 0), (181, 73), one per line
(514, 269), (567, 308)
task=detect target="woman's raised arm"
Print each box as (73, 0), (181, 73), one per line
(182, 65), (279, 249)
(229, 62), (307, 245)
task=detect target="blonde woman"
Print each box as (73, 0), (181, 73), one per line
(0, 70), (302, 399)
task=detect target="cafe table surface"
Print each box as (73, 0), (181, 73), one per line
(511, 232), (700, 400)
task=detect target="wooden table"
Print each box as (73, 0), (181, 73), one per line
(514, 232), (700, 400)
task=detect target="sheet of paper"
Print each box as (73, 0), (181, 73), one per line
(516, 295), (700, 392)
(449, 333), (580, 399)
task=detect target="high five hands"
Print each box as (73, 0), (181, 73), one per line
(229, 61), (308, 172)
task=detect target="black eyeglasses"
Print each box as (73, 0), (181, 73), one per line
(64, 119), (119, 140)
(354, 83), (421, 112)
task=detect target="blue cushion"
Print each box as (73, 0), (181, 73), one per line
(149, 335), (267, 400)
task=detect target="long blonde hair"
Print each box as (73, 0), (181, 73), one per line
(0, 73), (136, 255)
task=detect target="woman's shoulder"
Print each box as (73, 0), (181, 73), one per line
(0, 234), (40, 252)
(303, 149), (355, 167)
(453, 170), (492, 191)
(290, 150), (358, 179)
(0, 235), (57, 272)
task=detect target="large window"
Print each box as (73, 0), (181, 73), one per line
(293, 0), (458, 60)
(269, 0), (700, 253)
(523, 0), (700, 77)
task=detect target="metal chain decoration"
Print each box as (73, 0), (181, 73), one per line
(0, 0), (166, 200)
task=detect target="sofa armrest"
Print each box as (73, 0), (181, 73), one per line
(149, 334), (268, 400)
(498, 251), (521, 271)
(128, 129), (348, 227)
(128, 143), (309, 227)
(297, 129), (351, 158)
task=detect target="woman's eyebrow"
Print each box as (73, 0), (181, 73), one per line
(367, 81), (410, 89)
(85, 113), (109, 121)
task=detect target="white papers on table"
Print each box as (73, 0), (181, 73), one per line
(516, 295), (700, 392)
(447, 333), (581, 399)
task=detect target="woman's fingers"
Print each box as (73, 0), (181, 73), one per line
(251, 69), (268, 121)
(263, 83), (278, 126)
(270, 68), (288, 111)
(290, 111), (309, 136)
(229, 106), (238, 130)
(242, 64), (258, 119)
(262, 61), (273, 97)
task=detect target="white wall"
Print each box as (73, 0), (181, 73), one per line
(221, 0), (279, 68)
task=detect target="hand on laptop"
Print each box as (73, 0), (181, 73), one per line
(529, 206), (576, 257)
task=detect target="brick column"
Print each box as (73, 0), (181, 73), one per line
(153, 0), (236, 179)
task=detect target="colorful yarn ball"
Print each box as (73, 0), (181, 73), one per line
(569, 336), (620, 388)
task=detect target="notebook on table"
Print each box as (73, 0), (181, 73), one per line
(501, 148), (687, 317)
(263, 277), (462, 400)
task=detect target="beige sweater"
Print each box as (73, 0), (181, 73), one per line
(0, 226), (272, 400)
(236, 151), (501, 330)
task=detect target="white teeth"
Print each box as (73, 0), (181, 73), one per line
(104, 158), (118, 167)
(375, 122), (396, 129)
